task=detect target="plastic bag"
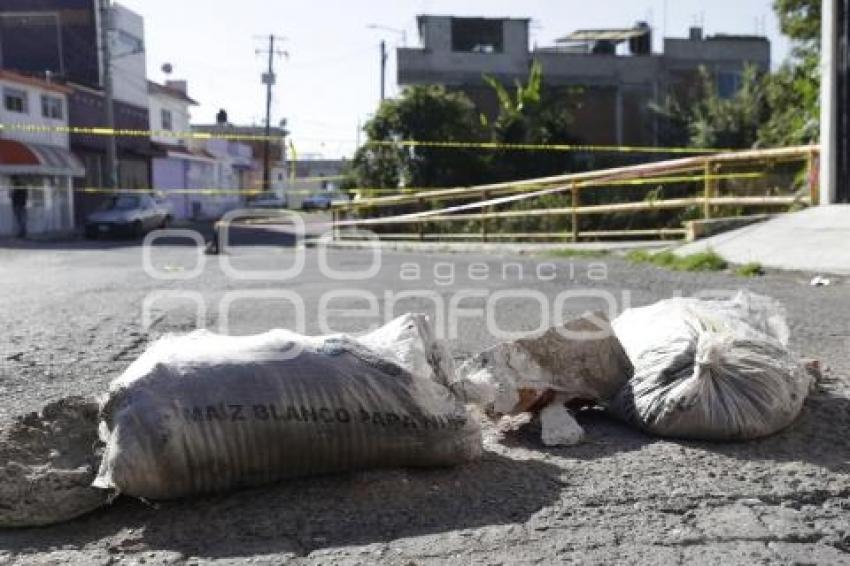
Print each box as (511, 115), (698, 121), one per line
(453, 313), (633, 445)
(94, 314), (481, 500)
(610, 291), (812, 440)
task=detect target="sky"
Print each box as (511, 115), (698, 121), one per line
(118, 0), (792, 159)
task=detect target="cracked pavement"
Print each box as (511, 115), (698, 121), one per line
(0, 235), (848, 565)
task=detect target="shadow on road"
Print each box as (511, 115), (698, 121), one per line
(0, 452), (563, 559)
(688, 390), (850, 474)
(499, 392), (850, 475)
(0, 222), (307, 252)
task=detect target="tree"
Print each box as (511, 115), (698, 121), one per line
(349, 85), (487, 190)
(653, 65), (768, 150)
(774, 0), (820, 44)
(484, 61), (581, 181)
(759, 0), (820, 145)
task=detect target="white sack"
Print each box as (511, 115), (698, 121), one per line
(94, 314), (481, 500)
(453, 313), (632, 445)
(610, 291), (812, 440)
(454, 313), (632, 415)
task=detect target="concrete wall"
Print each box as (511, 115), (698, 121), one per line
(401, 16), (529, 85)
(663, 37), (770, 69)
(0, 0), (100, 89)
(533, 52), (662, 86)
(417, 16), (528, 54)
(153, 155), (232, 220)
(398, 47), (528, 85)
(151, 157), (184, 217)
(110, 4), (148, 109)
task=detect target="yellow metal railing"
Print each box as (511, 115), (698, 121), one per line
(331, 145), (819, 242)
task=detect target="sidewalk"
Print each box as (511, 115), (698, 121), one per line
(676, 205), (850, 275)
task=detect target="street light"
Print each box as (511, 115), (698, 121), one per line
(366, 23), (407, 46)
(366, 24), (408, 102)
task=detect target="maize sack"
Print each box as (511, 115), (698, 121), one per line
(94, 314), (481, 499)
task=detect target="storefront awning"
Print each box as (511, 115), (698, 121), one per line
(0, 139), (85, 177)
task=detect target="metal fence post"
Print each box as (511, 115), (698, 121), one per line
(703, 161), (715, 219)
(571, 183), (580, 242)
(808, 149), (820, 205)
(480, 190), (489, 242)
(417, 197), (425, 241)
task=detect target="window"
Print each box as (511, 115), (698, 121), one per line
(451, 18), (504, 53)
(717, 72), (742, 99)
(161, 108), (173, 131)
(4, 87), (28, 113)
(41, 94), (63, 119)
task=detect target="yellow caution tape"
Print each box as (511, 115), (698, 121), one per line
(0, 123), (277, 142)
(1, 121), (733, 153)
(364, 139), (732, 154)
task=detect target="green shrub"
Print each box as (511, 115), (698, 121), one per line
(545, 248), (609, 259)
(626, 249), (728, 272)
(735, 262), (765, 277)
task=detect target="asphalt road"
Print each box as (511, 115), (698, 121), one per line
(0, 230), (849, 565)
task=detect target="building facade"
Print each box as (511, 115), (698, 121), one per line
(0, 0), (153, 226)
(192, 123), (287, 199)
(148, 80), (232, 220)
(398, 16), (771, 147)
(0, 71), (83, 237)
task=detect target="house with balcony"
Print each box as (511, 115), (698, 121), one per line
(0, 70), (84, 237)
(397, 16), (770, 147)
(0, 1), (153, 226)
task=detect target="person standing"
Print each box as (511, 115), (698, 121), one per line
(11, 187), (27, 238)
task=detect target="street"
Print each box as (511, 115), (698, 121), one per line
(1, 235), (849, 565)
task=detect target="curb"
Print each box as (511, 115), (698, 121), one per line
(304, 238), (671, 255)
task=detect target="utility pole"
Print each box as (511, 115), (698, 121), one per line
(367, 25), (406, 102)
(820, 0), (850, 204)
(256, 34), (286, 195)
(379, 40), (387, 101)
(100, 0), (118, 189)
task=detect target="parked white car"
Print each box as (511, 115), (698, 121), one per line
(249, 195), (289, 209)
(85, 194), (172, 238)
(301, 191), (350, 210)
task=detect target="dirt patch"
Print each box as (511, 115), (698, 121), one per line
(0, 396), (110, 528)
